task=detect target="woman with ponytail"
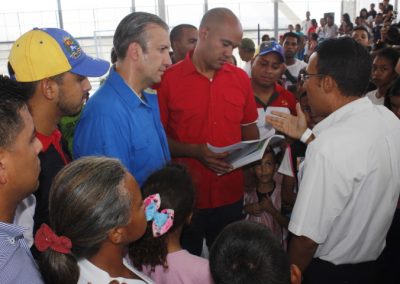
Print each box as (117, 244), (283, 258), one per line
(35, 157), (151, 284)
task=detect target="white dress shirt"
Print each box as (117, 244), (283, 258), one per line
(289, 97), (400, 265)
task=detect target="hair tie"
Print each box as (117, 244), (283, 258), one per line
(144, 193), (174, 237)
(34, 223), (72, 254)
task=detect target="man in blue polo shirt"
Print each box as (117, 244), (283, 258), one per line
(0, 76), (43, 283)
(74, 12), (171, 185)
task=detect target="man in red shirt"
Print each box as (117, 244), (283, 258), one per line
(157, 7), (259, 255)
(251, 41), (297, 137)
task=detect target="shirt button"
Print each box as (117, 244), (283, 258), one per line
(8, 237), (15, 244)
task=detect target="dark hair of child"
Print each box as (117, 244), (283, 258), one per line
(251, 147), (283, 169)
(129, 163), (195, 270)
(209, 220), (291, 284)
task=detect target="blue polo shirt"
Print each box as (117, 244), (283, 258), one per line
(73, 67), (170, 186)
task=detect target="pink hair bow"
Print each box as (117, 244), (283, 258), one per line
(144, 193), (174, 237)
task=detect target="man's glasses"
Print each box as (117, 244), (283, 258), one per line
(299, 73), (325, 82)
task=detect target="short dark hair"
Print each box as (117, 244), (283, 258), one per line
(113, 12), (169, 60)
(283, 32), (300, 43)
(353, 25), (371, 39)
(8, 62), (38, 99)
(0, 75), (29, 149)
(170, 24), (197, 44)
(375, 47), (400, 69)
(315, 37), (372, 97)
(210, 220), (291, 284)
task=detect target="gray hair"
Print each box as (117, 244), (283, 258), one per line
(39, 157), (134, 284)
(113, 12), (169, 59)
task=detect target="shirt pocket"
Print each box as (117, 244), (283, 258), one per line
(223, 92), (245, 123)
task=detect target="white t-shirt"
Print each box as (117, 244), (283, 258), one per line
(78, 258), (154, 284)
(366, 89), (385, 105)
(242, 61), (252, 78)
(289, 97), (400, 265)
(302, 19), (312, 34)
(285, 59), (308, 88)
(323, 24), (339, 39)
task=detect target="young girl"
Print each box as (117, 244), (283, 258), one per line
(129, 164), (213, 284)
(244, 148), (288, 248)
(367, 47), (399, 105)
(35, 157), (152, 284)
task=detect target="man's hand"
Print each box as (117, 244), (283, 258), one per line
(266, 103), (308, 140)
(194, 144), (233, 174)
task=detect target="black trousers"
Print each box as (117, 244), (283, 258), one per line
(181, 198), (244, 256)
(377, 208), (400, 284)
(303, 258), (378, 284)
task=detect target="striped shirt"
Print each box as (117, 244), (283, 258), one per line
(0, 222), (43, 284)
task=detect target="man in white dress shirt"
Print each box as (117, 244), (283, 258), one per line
(266, 37), (400, 284)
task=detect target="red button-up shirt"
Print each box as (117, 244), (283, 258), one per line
(158, 53), (258, 208)
(255, 83), (297, 113)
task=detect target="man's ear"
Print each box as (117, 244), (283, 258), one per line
(0, 150), (7, 185)
(321, 75), (337, 94)
(39, 78), (58, 100)
(198, 27), (208, 40)
(290, 264), (302, 284)
(126, 42), (142, 61)
(108, 227), (124, 245)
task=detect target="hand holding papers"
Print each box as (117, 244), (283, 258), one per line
(207, 129), (284, 174)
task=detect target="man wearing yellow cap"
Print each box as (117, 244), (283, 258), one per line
(8, 27), (110, 257)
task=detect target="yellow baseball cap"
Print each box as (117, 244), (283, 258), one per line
(9, 28), (110, 82)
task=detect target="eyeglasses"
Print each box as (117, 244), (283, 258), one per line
(299, 73), (325, 82)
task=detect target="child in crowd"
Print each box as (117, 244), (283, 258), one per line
(367, 47), (399, 104)
(209, 220), (301, 284)
(129, 164), (213, 284)
(243, 148), (288, 248)
(35, 157), (151, 284)
(352, 26), (371, 48)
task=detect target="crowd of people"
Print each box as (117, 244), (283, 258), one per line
(1, 1), (400, 284)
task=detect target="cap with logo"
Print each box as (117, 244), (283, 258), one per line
(9, 28), (110, 82)
(258, 41), (285, 62)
